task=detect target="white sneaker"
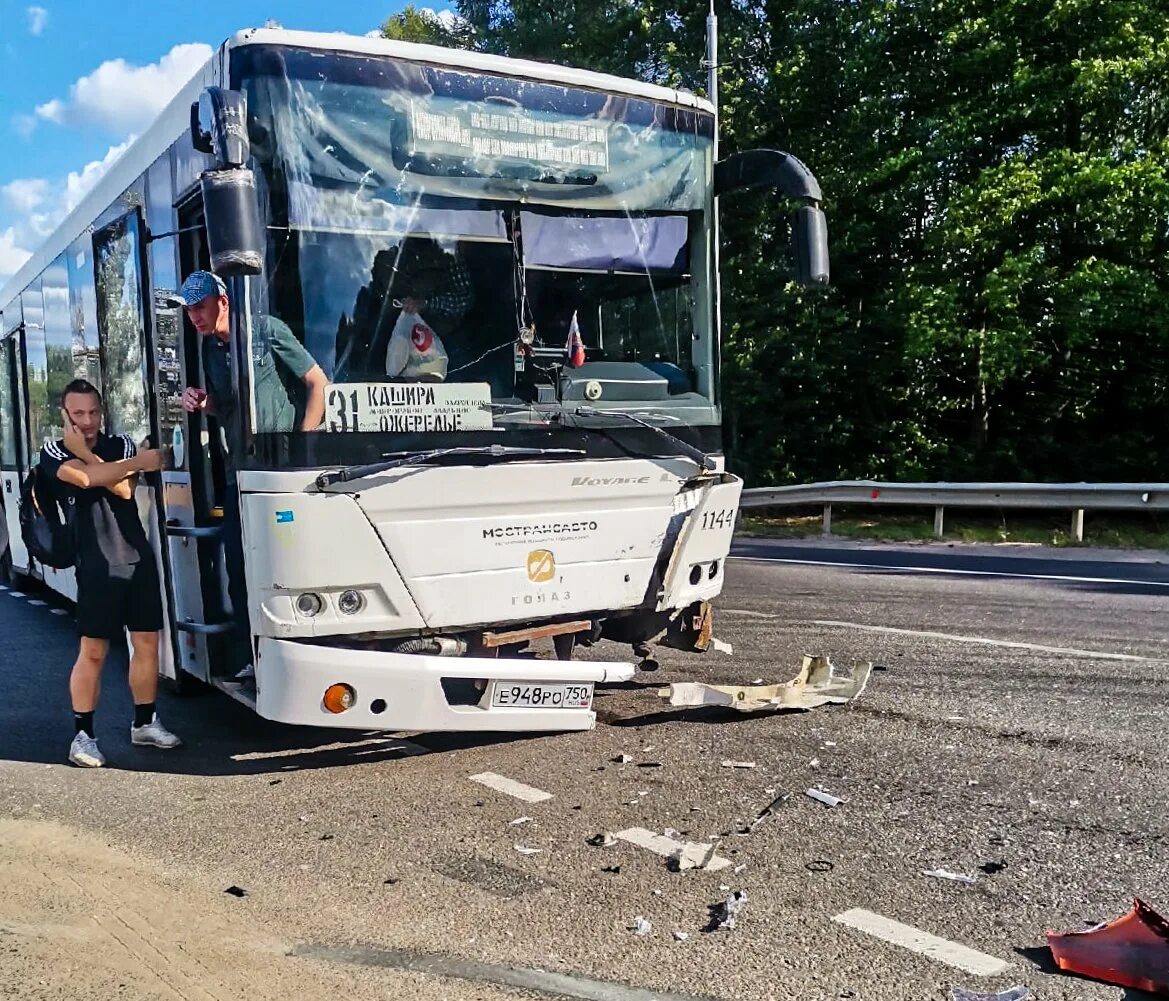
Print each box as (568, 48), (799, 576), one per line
(228, 664), (255, 684)
(69, 732), (106, 768)
(130, 716), (183, 749)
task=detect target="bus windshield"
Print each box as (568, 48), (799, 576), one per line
(238, 45), (717, 438)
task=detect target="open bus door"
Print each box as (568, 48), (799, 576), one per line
(153, 195), (241, 690)
(0, 327), (31, 582)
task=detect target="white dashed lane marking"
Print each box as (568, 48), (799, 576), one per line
(813, 619), (1156, 662)
(469, 772), (553, 804)
(833, 909), (1011, 977)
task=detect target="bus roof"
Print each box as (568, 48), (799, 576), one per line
(0, 28), (712, 318)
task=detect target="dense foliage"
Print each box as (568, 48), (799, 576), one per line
(382, 1), (1169, 484)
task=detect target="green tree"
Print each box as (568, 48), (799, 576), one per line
(383, 0), (1169, 483)
(378, 4), (474, 46)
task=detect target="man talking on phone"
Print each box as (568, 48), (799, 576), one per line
(40, 379), (179, 767)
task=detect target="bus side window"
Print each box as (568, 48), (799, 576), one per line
(92, 213), (150, 444)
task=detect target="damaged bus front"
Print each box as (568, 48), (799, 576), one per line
(181, 30), (828, 731)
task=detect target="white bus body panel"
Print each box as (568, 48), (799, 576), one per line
(3, 472), (28, 572)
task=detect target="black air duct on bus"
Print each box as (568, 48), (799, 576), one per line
(191, 86), (264, 277)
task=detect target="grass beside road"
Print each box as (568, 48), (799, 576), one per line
(739, 507), (1169, 549)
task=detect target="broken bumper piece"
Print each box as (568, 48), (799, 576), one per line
(658, 654), (872, 713)
(1047, 897), (1169, 995)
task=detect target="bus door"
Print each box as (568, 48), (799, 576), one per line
(91, 208), (188, 681)
(0, 327), (31, 576)
(157, 195), (236, 682)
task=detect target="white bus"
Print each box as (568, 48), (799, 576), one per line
(0, 28), (828, 732)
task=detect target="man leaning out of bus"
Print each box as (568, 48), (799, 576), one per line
(175, 270), (327, 683)
(40, 379), (181, 767)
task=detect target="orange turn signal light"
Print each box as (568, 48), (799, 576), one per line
(323, 683), (356, 714)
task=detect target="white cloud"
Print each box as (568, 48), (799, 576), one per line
(33, 43), (212, 136)
(423, 7), (459, 29)
(0, 228), (33, 285)
(26, 6), (48, 36)
(12, 114), (38, 140)
(1, 178), (50, 215)
(0, 138), (134, 286)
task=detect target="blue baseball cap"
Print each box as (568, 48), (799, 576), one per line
(168, 270), (227, 307)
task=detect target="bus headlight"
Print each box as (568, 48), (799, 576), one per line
(296, 592), (324, 617)
(338, 590), (365, 615)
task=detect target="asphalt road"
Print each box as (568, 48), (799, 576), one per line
(1, 539), (1167, 1001)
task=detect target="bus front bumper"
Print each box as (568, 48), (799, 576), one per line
(254, 637), (636, 731)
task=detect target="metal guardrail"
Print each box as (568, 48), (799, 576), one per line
(739, 481), (1169, 541)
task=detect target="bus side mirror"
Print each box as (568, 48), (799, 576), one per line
(715, 148), (830, 287)
(794, 204), (830, 286)
(190, 87), (250, 167)
(191, 87), (263, 277)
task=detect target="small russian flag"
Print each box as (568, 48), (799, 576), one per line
(565, 310), (586, 368)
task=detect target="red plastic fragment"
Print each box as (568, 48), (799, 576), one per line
(1047, 897), (1169, 995)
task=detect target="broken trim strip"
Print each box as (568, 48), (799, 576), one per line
(832, 909), (1011, 977)
(613, 827), (731, 872)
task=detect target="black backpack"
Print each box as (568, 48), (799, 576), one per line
(19, 464), (76, 569)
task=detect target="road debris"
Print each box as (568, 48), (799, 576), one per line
(1047, 897), (1169, 994)
(673, 930), (690, 942)
(614, 827), (732, 872)
(659, 654), (872, 713)
(588, 832), (618, 848)
(734, 790), (791, 836)
(710, 638), (733, 655)
(631, 916), (652, 936)
(613, 753), (633, 764)
(224, 885), (249, 897)
(720, 760), (756, 769)
(513, 845), (542, 856)
(950, 988), (1031, 1001)
(924, 869), (978, 885)
(509, 817), (532, 827)
(601, 865), (621, 874)
(806, 788), (845, 808)
(671, 842), (720, 872)
(806, 860), (835, 873)
(709, 890), (749, 931)
(979, 861), (1008, 875)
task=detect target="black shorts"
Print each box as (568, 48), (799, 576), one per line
(76, 560), (165, 640)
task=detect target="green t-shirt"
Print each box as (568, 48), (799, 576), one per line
(202, 315), (316, 477)
(251, 315), (316, 433)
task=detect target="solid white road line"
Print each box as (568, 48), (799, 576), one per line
(613, 827), (731, 872)
(730, 553), (1169, 588)
(833, 909), (1011, 977)
(469, 772), (553, 804)
(813, 619), (1155, 662)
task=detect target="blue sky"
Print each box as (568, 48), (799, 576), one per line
(0, 0), (454, 284)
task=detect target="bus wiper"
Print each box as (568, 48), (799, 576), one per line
(568, 407), (719, 473)
(315, 444), (586, 489)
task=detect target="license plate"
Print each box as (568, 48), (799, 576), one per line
(490, 682), (594, 709)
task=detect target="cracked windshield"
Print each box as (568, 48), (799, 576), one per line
(243, 47), (716, 434)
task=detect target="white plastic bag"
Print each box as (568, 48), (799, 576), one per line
(386, 310), (448, 381)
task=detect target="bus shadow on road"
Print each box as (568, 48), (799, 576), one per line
(0, 680), (546, 776)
